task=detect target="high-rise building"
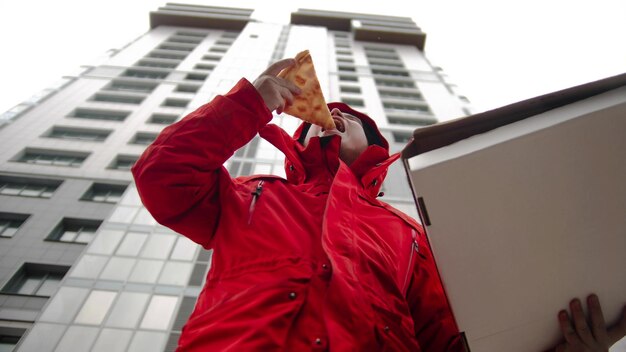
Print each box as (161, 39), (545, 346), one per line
(0, 4), (470, 351)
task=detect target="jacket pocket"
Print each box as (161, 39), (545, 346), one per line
(401, 229), (420, 295)
(247, 180), (264, 225)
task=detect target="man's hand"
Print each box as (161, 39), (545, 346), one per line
(253, 59), (301, 114)
(554, 295), (626, 352)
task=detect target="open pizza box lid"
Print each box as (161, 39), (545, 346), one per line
(401, 73), (626, 352)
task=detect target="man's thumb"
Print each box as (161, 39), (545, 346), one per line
(262, 58), (296, 77)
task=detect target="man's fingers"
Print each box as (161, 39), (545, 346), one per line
(559, 310), (579, 345)
(588, 295), (609, 344)
(276, 79), (302, 95)
(570, 299), (595, 346)
(262, 58), (296, 77)
(608, 305), (626, 345)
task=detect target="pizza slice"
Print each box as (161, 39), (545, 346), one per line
(278, 50), (336, 130)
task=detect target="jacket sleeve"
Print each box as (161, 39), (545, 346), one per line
(131, 78), (272, 248)
(407, 235), (465, 351)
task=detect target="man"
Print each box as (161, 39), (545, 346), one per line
(132, 59), (625, 351)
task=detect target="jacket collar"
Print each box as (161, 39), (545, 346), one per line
(258, 123), (399, 197)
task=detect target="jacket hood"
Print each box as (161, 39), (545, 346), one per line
(259, 103), (400, 198)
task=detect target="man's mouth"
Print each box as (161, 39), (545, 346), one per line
(332, 117), (345, 132)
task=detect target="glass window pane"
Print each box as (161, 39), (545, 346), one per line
(105, 292), (150, 328)
(141, 234), (176, 259)
(140, 295), (178, 330)
(54, 326), (99, 352)
(134, 208), (157, 225)
(127, 331), (167, 352)
(91, 328), (133, 352)
(13, 323), (65, 351)
(116, 232), (148, 256)
(76, 231), (95, 244)
(39, 287), (89, 323)
(74, 290), (117, 325)
(86, 229), (124, 255)
(253, 163), (271, 174)
(17, 277), (41, 295)
(69, 255), (108, 279)
(59, 230), (77, 242)
(36, 276), (61, 296)
(158, 262), (193, 286)
(170, 236), (198, 261)
(99, 257), (136, 281)
(109, 205), (139, 223)
(120, 188), (142, 206)
(128, 260), (164, 283)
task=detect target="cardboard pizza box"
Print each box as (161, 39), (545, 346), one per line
(401, 73), (626, 352)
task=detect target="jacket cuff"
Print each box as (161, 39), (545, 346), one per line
(225, 78), (273, 129)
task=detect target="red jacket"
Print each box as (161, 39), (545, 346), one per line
(132, 79), (462, 351)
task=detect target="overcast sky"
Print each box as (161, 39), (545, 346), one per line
(1, 0), (624, 118)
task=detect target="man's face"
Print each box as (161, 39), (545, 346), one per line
(303, 108), (369, 165)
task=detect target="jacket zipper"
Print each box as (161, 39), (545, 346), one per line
(248, 180), (264, 225)
(402, 229), (420, 294)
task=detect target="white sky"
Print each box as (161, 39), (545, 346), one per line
(1, 0), (625, 117)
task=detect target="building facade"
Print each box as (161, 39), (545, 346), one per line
(0, 4), (470, 351)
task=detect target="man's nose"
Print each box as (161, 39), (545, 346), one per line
(330, 108), (342, 116)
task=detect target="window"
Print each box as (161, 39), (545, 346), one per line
(16, 149), (88, 167)
(69, 108), (129, 121)
(123, 68), (169, 80)
(378, 90), (422, 100)
(338, 66), (356, 72)
(135, 59), (179, 69)
(148, 113), (178, 125)
(162, 98), (189, 108)
(92, 93), (145, 104)
(81, 183), (127, 203)
(372, 69), (410, 77)
(209, 47), (227, 53)
(339, 75), (358, 82)
(383, 102), (430, 113)
(0, 328), (25, 352)
(176, 31), (208, 38)
(167, 36), (203, 45)
(364, 46), (396, 53)
(392, 131), (413, 143)
(147, 51), (186, 60)
(0, 212), (29, 238)
(375, 78), (415, 88)
(0, 176), (61, 198)
(215, 40), (233, 46)
(130, 132), (158, 145)
(341, 98), (365, 107)
(194, 63), (215, 71)
(46, 126), (111, 142)
(365, 52), (400, 60)
(202, 55), (222, 61)
(109, 155), (139, 171)
(340, 86), (361, 94)
(158, 44), (194, 52)
(1, 263), (69, 297)
(387, 115), (436, 126)
(185, 73), (207, 81)
(47, 218), (102, 244)
(337, 57), (354, 64)
(106, 80), (158, 93)
(176, 84), (200, 93)
(336, 49), (351, 56)
(369, 59), (404, 68)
